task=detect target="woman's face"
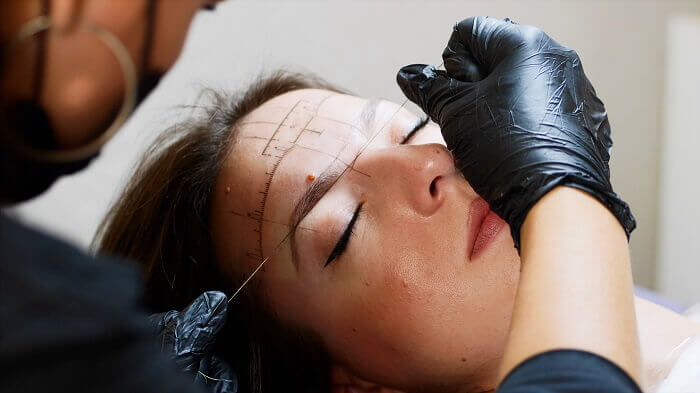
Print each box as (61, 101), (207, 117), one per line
(211, 89), (520, 392)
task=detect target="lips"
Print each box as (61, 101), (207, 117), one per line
(467, 197), (506, 260)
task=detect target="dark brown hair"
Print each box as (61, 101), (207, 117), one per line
(95, 71), (347, 393)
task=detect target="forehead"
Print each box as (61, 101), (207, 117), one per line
(210, 89), (417, 275)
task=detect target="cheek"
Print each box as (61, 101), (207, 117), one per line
(309, 263), (436, 384)
(458, 231), (521, 349)
(366, 225), (519, 351)
(304, 207), (521, 382)
(471, 228), (521, 307)
(313, 249), (519, 385)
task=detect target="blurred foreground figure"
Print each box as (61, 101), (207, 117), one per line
(0, 1), (234, 392)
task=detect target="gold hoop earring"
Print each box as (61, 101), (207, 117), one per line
(7, 15), (137, 163)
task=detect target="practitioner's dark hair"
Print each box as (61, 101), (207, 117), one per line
(95, 71), (347, 393)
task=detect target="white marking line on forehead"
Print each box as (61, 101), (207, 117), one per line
(288, 98), (382, 239)
(312, 98), (379, 141)
(247, 95), (334, 263)
(228, 96), (409, 304)
(359, 98), (381, 139)
(227, 210), (320, 233)
(287, 99), (406, 268)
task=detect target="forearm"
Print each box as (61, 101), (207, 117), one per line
(498, 186), (641, 384)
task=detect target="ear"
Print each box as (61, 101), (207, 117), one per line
(330, 364), (406, 393)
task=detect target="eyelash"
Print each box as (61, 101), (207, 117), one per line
(401, 116), (430, 144)
(201, 2), (218, 11)
(322, 117), (428, 267)
(324, 202), (364, 267)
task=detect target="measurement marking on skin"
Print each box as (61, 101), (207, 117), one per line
(239, 121), (281, 126)
(293, 127), (321, 142)
(241, 136), (279, 141)
(246, 94), (335, 263)
(229, 94), (409, 303)
(293, 144), (371, 178)
(253, 148), (288, 260)
(229, 210), (319, 232)
(314, 115), (364, 133)
(260, 100), (310, 155)
(230, 67), (436, 301)
(246, 250), (263, 261)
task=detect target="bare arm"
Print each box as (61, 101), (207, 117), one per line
(498, 187), (642, 385)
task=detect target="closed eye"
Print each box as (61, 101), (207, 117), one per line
(401, 116), (430, 144)
(322, 117), (427, 267)
(324, 203), (363, 267)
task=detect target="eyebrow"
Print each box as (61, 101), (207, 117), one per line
(288, 99), (379, 267)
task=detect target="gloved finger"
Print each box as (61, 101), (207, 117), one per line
(442, 41), (483, 82)
(443, 16), (530, 79)
(149, 309), (179, 333)
(196, 355), (238, 393)
(582, 75), (613, 153)
(442, 17), (520, 81)
(173, 291), (228, 364)
(442, 19), (485, 82)
(396, 64), (463, 123)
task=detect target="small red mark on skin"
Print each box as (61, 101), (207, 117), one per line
(352, 328), (357, 333)
(306, 174), (316, 182)
(364, 281), (370, 287)
(225, 186), (231, 194)
(461, 357), (467, 362)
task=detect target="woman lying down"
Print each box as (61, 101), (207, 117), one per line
(96, 72), (700, 393)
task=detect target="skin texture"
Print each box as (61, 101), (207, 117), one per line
(0, 0), (217, 148)
(210, 89), (521, 393)
(503, 187), (641, 384)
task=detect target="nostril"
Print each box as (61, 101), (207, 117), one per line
(430, 176), (441, 196)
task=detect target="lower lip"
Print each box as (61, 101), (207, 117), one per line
(468, 199), (506, 260)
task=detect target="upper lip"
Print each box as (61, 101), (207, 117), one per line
(466, 197), (491, 259)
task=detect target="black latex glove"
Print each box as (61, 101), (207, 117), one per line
(396, 16), (635, 250)
(150, 291), (237, 393)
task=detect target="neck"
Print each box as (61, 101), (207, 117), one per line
(635, 296), (700, 391)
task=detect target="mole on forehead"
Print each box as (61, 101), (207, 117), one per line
(227, 95), (410, 288)
(231, 93), (353, 261)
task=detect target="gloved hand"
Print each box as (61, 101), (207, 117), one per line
(396, 16), (635, 250)
(150, 291), (237, 393)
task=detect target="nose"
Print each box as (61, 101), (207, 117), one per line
(354, 143), (456, 217)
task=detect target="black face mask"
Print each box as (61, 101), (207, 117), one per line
(0, 71), (164, 205)
(0, 0), (163, 205)
(136, 71), (164, 105)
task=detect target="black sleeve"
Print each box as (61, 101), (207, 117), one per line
(0, 214), (204, 393)
(498, 349), (642, 393)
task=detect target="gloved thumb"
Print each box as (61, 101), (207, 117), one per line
(160, 291), (228, 371)
(396, 64), (460, 123)
(177, 291), (228, 355)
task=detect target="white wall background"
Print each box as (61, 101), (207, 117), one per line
(657, 15), (700, 305)
(7, 0), (700, 302)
